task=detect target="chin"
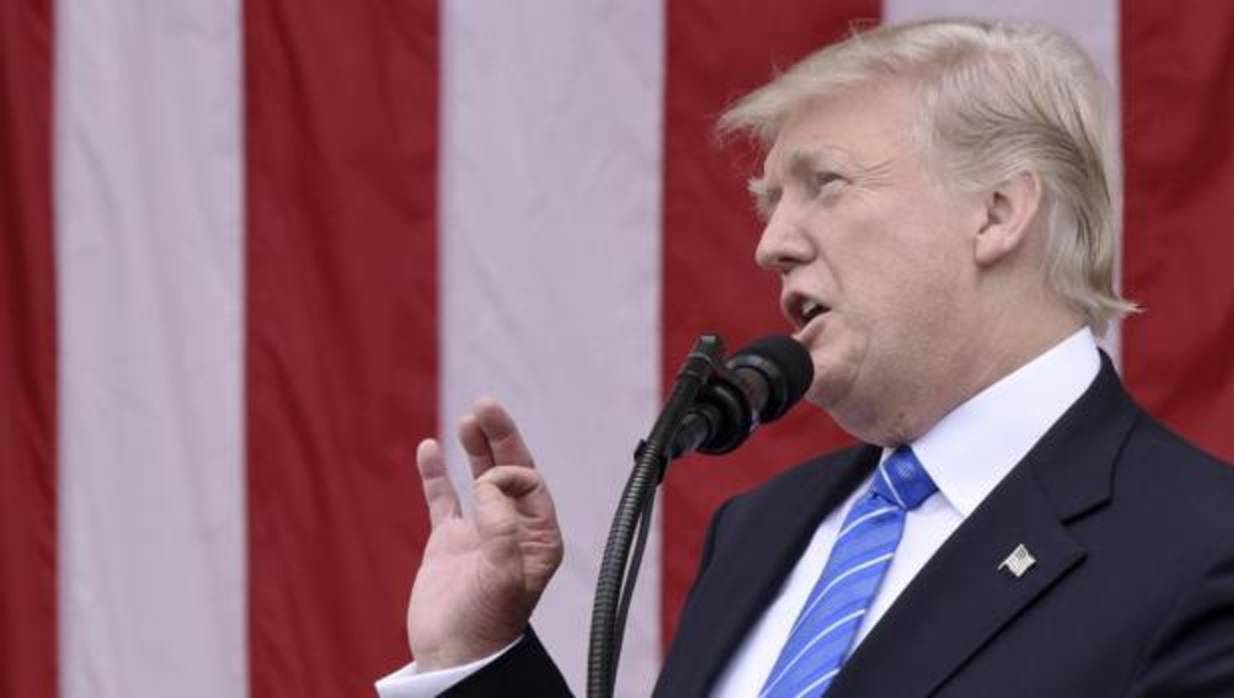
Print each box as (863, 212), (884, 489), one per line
(801, 356), (853, 409)
(807, 376), (894, 446)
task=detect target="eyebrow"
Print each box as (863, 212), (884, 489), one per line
(787, 145), (866, 175)
(747, 177), (778, 220)
(748, 146), (858, 216)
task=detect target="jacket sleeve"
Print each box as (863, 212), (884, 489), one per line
(441, 626), (573, 697)
(1127, 547), (1234, 697)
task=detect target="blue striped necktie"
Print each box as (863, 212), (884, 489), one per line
(759, 447), (938, 698)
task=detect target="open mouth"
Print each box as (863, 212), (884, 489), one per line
(785, 292), (831, 330)
(801, 299), (828, 325)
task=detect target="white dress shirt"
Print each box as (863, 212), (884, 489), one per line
(375, 638), (521, 697)
(378, 328), (1101, 697)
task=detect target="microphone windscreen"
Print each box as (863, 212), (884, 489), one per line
(735, 335), (814, 421)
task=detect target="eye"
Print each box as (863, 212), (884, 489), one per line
(811, 171), (845, 193)
(749, 179), (782, 222)
(757, 188), (782, 220)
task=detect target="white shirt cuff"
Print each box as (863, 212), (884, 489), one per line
(374, 637), (523, 698)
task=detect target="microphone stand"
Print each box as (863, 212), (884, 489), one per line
(586, 335), (726, 698)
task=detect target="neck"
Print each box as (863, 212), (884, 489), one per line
(868, 303), (1085, 447)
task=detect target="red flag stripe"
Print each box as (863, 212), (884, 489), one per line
(1122, 0), (1234, 464)
(243, 0), (439, 694)
(6, 3), (1234, 695)
(0, 1), (56, 696)
(660, 0), (881, 651)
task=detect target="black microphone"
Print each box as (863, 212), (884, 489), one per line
(669, 335), (814, 459)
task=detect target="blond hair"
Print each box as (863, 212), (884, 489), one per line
(720, 18), (1136, 334)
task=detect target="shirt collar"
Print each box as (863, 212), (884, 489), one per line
(904, 328), (1101, 518)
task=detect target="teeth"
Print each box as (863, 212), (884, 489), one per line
(800, 299), (824, 322)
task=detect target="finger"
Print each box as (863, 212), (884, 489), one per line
(459, 413), (497, 480)
(478, 465), (560, 525)
(472, 397), (536, 469)
(477, 464), (542, 499)
(475, 466), (563, 589)
(415, 438), (460, 527)
(471, 474), (521, 555)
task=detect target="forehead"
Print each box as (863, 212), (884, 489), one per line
(762, 80), (918, 176)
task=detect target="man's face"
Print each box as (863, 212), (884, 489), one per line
(754, 80), (986, 444)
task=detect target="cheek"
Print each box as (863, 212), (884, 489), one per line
(820, 199), (967, 331)
(843, 227), (967, 352)
(873, 209), (968, 307)
(874, 259), (959, 338)
(802, 312), (869, 408)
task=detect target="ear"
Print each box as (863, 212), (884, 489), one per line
(974, 171), (1042, 266)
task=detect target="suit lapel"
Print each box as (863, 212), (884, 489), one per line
(826, 463), (1085, 697)
(828, 355), (1138, 697)
(656, 446), (879, 696)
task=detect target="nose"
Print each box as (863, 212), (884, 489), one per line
(754, 204), (813, 274)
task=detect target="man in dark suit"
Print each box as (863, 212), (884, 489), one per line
(377, 18), (1234, 697)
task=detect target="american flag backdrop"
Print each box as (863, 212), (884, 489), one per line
(3, 0), (1233, 696)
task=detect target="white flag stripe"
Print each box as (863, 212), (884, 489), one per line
(884, 0), (1123, 363)
(55, 0), (247, 694)
(439, 1), (665, 694)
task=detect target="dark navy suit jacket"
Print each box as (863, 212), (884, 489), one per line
(446, 357), (1234, 697)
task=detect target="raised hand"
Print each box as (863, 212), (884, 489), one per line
(406, 398), (564, 671)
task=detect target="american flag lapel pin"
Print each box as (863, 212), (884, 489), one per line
(998, 544), (1036, 579)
